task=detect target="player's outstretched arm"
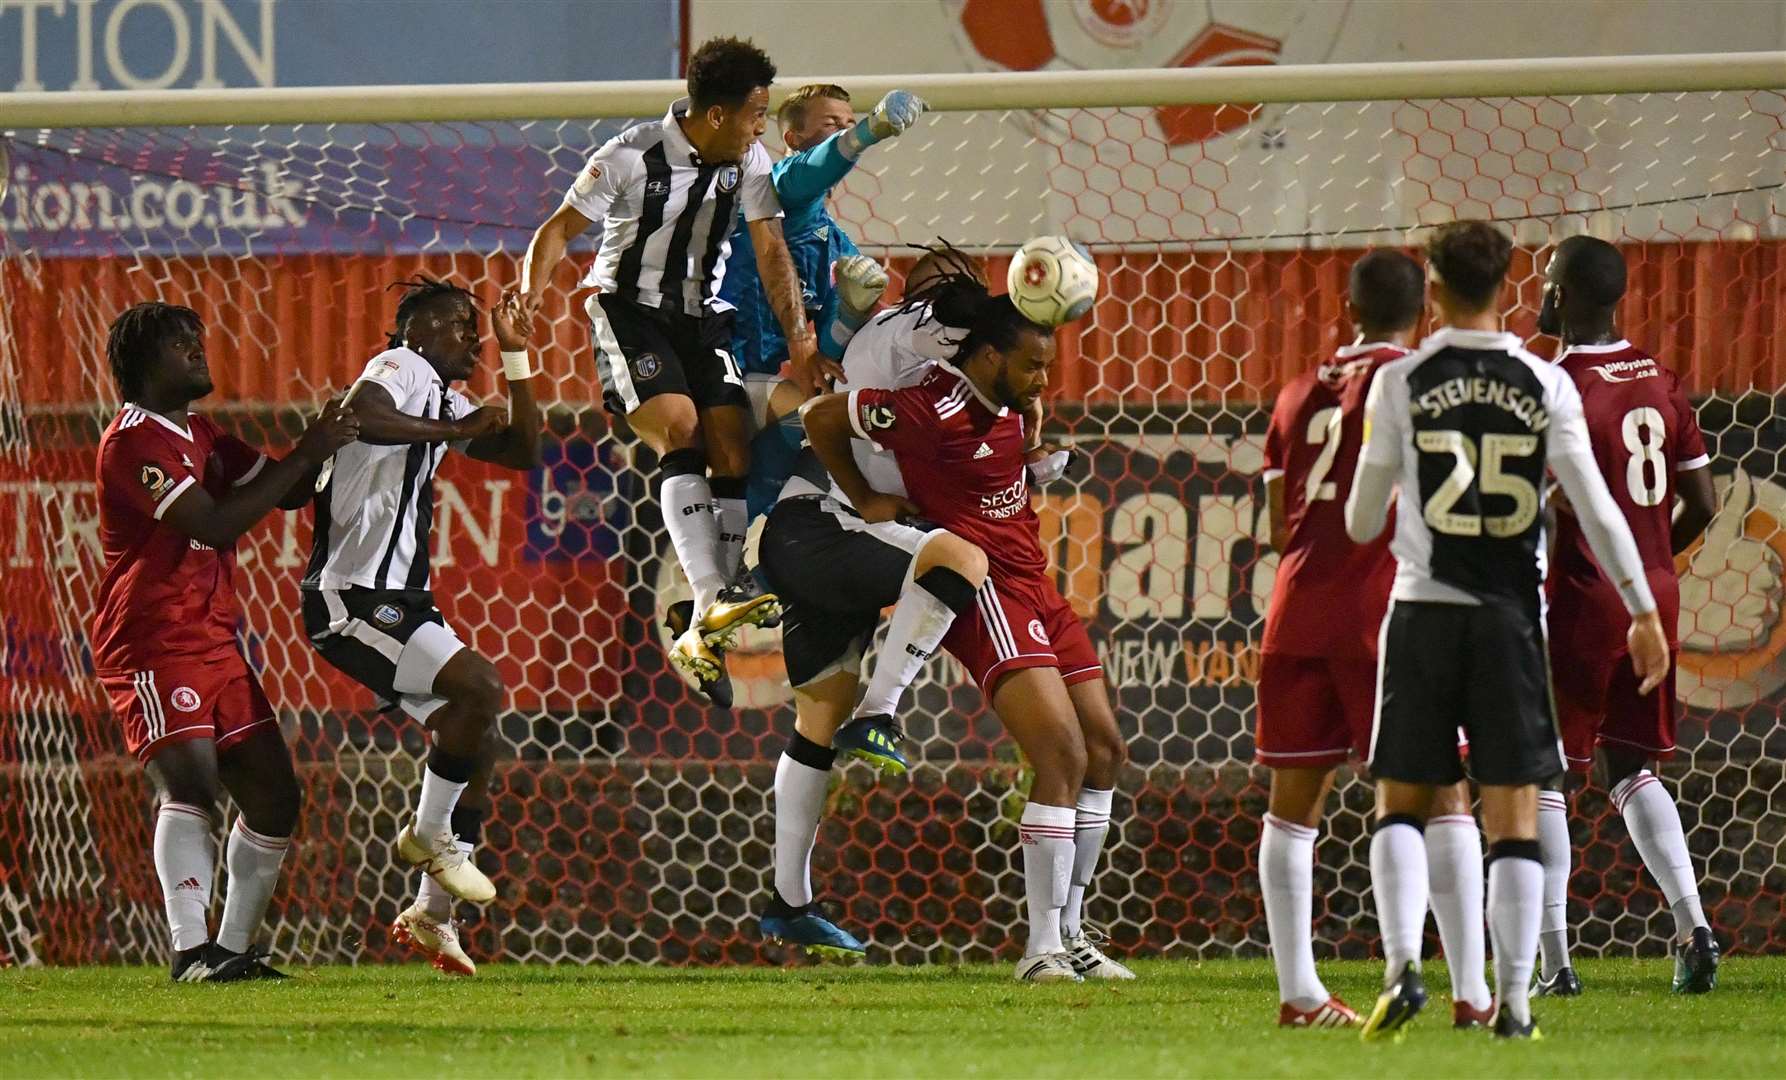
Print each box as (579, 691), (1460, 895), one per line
(464, 292), (544, 471)
(521, 202), (594, 317)
(801, 392), (916, 524)
(748, 217), (841, 392)
(835, 90), (928, 164)
(161, 396), (359, 549)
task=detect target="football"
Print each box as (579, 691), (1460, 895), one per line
(1006, 235), (1100, 327)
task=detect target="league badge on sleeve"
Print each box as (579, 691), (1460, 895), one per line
(140, 465), (174, 500)
(863, 405), (895, 431)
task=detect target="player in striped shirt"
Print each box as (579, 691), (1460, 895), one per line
(301, 280), (541, 975)
(93, 302), (358, 981)
(521, 38), (816, 694)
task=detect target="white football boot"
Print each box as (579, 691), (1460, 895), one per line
(394, 901), (476, 976)
(397, 825), (496, 903)
(1015, 953), (1084, 983)
(1063, 930), (1137, 980)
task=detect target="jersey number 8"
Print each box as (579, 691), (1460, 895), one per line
(1415, 429), (1540, 538)
(1622, 406), (1668, 507)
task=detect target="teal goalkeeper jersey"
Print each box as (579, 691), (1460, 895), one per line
(718, 132), (861, 376)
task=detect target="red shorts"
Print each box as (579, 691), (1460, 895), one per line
(942, 572), (1103, 692)
(1552, 648), (1678, 773)
(1255, 652), (1377, 768)
(99, 654), (275, 763)
(1548, 576), (1679, 774)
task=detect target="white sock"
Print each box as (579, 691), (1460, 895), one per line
(774, 741), (835, 907)
(662, 473), (726, 612)
(1426, 814), (1492, 1011)
(1613, 770), (1707, 940)
(854, 572), (960, 719)
(417, 839), (472, 921)
(1019, 802), (1075, 957)
(217, 820), (289, 954)
(714, 494), (747, 584)
(1261, 813), (1327, 1009)
(1369, 820), (1429, 983)
(1062, 788), (1114, 940)
(154, 802), (215, 952)
(413, 764), (467, 839)
(1536, 789), (1573, 976)
(1488, 851), (1543, 1024)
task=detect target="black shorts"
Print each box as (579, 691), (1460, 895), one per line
(757, 495), (938, 687)
(1368, 598), (1564, 787)
(585, 293), (749, 417)
(301, 587), (467, 722)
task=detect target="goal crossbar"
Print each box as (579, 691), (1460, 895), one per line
(1, 51), (1781, 129)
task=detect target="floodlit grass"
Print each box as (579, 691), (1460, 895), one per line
(3, 957), (1782, 1077)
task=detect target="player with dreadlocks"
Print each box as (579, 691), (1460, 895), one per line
(299, 278), (541, 976)
(757, 247), (1128, 981)
(93, 301), (358, 981)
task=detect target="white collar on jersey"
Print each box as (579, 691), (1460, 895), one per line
(1421, 326), (1523, 352)
(1334, 339), (1405, 359)
(1555, 339), (1634, 362)
(121, 402), (193, 440)
(662, 97), (702, 165)
(934, 360), (1010, 417)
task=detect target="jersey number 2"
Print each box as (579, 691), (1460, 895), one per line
(1304, 406), (1342, 503)
(1622, 406), (1668, 507)
(1415, 430), (1539, 537)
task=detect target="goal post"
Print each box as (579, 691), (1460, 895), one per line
(1, 54), (1782, 967)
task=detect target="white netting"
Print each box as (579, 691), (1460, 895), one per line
(1, 82), (1783, 967)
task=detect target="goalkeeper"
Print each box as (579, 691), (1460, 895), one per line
(721, 84), (928, 520)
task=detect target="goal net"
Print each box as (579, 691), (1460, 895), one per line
(2, 61), (1782, 967)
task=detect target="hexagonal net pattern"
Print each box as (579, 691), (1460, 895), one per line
(1, 87), (1783, 968)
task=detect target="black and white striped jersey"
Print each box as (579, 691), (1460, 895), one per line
(563, 98), (782, 318)
(303, 346), (473, 593)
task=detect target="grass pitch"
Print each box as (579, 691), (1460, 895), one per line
(3, 957), (1782, 1078)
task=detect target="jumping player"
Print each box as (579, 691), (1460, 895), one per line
(1534, 235), (1720, 995)
(301, 281), (541, 976)
(93, 301), (358, 981)
(1257, 249), (1493, 1028)
(1347, 221), (1668, 1039)
(803, 285), (1132, 983)
(751, 248), (993, 956)
(520, 38), (814, 691)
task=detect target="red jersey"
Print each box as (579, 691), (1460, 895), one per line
(1260, 343), (1406, 659)
(1547, 341), (1708, 642)
(91, 405), (268, 675)
(848, 364), (1045, 581)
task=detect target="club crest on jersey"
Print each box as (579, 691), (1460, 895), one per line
(169, 686), (201, 713)
(140, 464), (174, 499)
(633, 352), (662, 380)
(372, 603), (403, 628)
(863, 405), (895, 431)
(1028, 619), (1050, 645)
(716, 165), (740, 193)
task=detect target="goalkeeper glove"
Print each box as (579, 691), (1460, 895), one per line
(840, 90), (928, 159)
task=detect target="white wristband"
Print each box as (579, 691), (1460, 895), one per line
(501, 350), (537, 381)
